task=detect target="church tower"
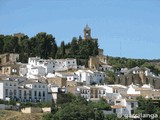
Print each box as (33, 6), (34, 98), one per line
(84, 24), (91, 40)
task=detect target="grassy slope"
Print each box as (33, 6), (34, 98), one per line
(0, 110), (43, 120)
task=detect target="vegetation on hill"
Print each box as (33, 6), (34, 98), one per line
(135, 97), (160, 120)
(0, 99), (16, 105)
(42, 93), (128, 120)
(1, 32), (160, 72)
(108, 56), (160, 75)
(0, 110), (43, 120)
(0, 33), (98, 65)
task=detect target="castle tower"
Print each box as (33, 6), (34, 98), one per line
(14, 33), (25, 43)
(84, 24), (91, 40)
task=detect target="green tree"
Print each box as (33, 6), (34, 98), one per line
(56, 41), (65, 58)
(43, 94), (112, 120)
(42, 113), (54, 120)
(60, 41), (65, 57)
(3, 35), (20, 53)
(105, 114), (131, 120)
(50, 36), (57, 59)
(30, 32), (57, 59)
(70, 37), (78, 55)
(0, 35), (4, 53)
(88, 98), (111, 111)
(142, 63), (160, 76)
(105, 71), (116, 84)
(57, 93), (76, 106)
(127, 59), (137, 68)
(135, 97), (160, 120)
(92, 40), (99, 56)
(18, 36), (31, 62)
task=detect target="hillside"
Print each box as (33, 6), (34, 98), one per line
(0, 33), (98, 64)
(107, 56), (160, 74)
(0, 110), (43, 120)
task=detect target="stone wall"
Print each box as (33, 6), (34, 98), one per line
(21, 107), (51, 113)
(115, 74), (160, 89)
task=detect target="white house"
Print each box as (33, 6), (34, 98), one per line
(19, 64), (27, 77)
(99, 65), (114, 72)
(53, 58), (77, 71)
(91, 84), (139, 118)
(75, 84), (139, 118)
(18, 79), (48, 102)
(76, 86), (106, 101)
(111, 98), (138, 118)
(127, 83), (160, 99)
(127, 84), (141, 95)
(47, 84), (58, 103)
(26, 57), (77, 79)
(75, 70), (105, 85)
(0, 79), (19, 100)
(54, 72), (79, 81)
(76, 86), (90, 100)
(26, 57), (52, 78)
(124, 99), (138, 117)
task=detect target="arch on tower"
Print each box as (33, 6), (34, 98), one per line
(84, 24), (91, 40)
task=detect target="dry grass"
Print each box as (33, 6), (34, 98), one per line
(0, 110), (43, 120)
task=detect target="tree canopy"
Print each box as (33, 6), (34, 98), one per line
(43, 93), (112, 120)
(0, 33), (99, 64)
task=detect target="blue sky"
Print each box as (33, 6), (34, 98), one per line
(0, 0), (160, 59)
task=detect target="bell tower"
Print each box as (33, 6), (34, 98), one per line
(84, 24), (91, 40)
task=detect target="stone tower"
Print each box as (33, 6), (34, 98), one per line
(84, 24), (91, 40)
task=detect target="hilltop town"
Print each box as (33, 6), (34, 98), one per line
(0, 25), (160, 120)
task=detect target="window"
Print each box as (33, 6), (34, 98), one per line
(9, 90), (12, 95)
(43, 91), (45, 97)
(131, 103), (134, 108)
(39, 85), (41, 88)
(82, 90), (84, 93)
(5, 83), (8, 86)
(91, 90), (93, 93)
(39, 92), (41, 96)
(116, 101), (121, 103)
(12, 69), (15, 73)
(10, 83), (12, 86)
(5, 89), (8, 95)
(34, 85), (37, 88)
(19, 90), (21, 96)
(24, 91), (26, 96)
(131, 110), (134, 114)
(113, 109), (116, 113)
(43, 85), (45, 88)
(14, 89), (16, 96)
(85, 90), (87, 94)
(34, 91), (37, 96)
(14, 83), (16, 86)
(29, 90), (32, 97)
